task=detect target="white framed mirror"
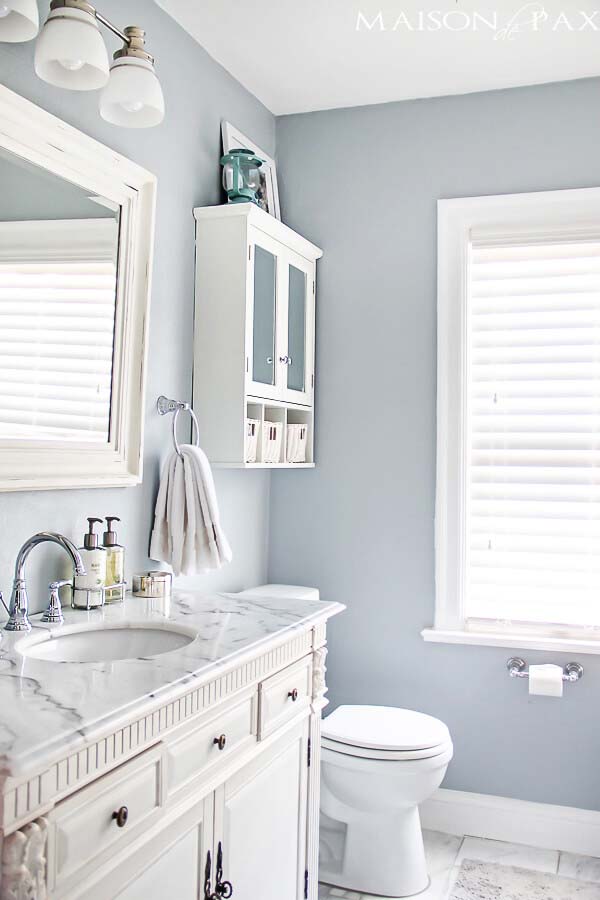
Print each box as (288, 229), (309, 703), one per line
(0, 84), (156, 491)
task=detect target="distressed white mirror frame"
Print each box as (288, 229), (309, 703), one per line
(0, 84), (156, 492)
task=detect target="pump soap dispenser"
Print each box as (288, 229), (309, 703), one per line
(103, 516), (125, 603)
(73, 517), (107, 609)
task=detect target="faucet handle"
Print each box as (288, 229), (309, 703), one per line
(41, 580), (71, 625)
(0, 591), (9, 618)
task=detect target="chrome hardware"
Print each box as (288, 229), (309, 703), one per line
(288, 688), (299, 702)
(41, 579), (71, 624)
(266, 357), (273, 365)
(279, 355), (293, 365)
(214, 734), (227, 751)
(507, 657), (584, 683)
(112, 806), (129, 828)
(157, 395), (200, 459)
(3, 533), (85, 632)
(70, 581), (127, 610)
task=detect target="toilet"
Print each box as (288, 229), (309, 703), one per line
(319, 705), (453, 898)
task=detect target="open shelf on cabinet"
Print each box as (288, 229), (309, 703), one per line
(237, 399), (314, 468)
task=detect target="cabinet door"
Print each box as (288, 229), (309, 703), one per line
(247, 233), (281, 401)
(114, 828), (203, 900)
(214, 720), (309, 900)
(279, 249), (315, 407)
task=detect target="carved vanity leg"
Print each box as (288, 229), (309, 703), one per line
(1, 818), (48, 900)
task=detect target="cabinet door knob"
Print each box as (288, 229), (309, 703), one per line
(112, 806), (129, 828)
(214, 734), (227, 751)
(279, 355), (290, 365)
(288, 688), (299, 702)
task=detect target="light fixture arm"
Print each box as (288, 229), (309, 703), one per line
(93, 9), (129, 45)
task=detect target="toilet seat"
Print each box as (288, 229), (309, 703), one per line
(321, 736), (453, 761)
(322, 705), (451, 760)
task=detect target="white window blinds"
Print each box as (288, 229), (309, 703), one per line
(467, 235), (600, 629)
(0, 219), (118, 444)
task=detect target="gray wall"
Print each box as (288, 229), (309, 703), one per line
(270, 79), (600, 811)
(0, 0), (274, 610)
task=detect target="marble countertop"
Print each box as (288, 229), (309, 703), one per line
(0, 590), (343, 780)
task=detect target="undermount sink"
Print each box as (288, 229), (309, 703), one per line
(15, 623), (197, 663)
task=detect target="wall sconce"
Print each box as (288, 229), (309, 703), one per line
(0, 0), (164, 128)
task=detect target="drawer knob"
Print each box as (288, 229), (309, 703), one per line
(288, 688), (299, 702)
(214, 734), (227, 751)
(112, 806), (129, 828)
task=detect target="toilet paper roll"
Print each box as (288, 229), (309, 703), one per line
(528, 664), (563, 698)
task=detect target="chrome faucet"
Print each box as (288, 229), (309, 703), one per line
(0, 532), (86, 632)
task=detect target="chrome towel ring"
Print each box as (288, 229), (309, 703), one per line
(157, 395), (200, 458)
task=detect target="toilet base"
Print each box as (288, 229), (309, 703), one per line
(319, 805), (429, 897)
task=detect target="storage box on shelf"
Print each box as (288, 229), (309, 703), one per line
(193, 203), (322, 468)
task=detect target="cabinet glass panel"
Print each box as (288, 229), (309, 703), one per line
(287, 265), (306, 392)
(253, 246), (276, 385)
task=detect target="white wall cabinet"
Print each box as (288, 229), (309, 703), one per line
(193, 203), (322, 467)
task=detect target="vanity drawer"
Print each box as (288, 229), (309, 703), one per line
(259, 655), (313, 738)
(167, 688), (258, 796)
(47, 745), (164, 893)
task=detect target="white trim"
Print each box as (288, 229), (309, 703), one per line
(434, 188), (600, 637)
(0, 84), (156, 492)
(422, 627), (600, 655)
(420, 787), (600, 857)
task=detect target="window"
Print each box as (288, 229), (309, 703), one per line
(0, 218), (118, 444)
(426, 188), (600, 651)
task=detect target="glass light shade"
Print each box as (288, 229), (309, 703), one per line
(34, 6), (109, 90)
(100, 57), (164, 128)
(0, 0), (39, 42)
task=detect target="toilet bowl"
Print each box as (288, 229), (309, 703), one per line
(319, 705), (453, 898)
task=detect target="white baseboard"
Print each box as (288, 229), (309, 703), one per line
(420, 788), (600, 858)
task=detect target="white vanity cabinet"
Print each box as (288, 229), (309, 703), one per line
(0, 619), (333, 900)
(193, 204), (322, 467)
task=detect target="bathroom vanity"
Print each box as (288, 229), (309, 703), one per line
(0, 591), (342, 899)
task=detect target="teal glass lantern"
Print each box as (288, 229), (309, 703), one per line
(220, 148), (264, 204)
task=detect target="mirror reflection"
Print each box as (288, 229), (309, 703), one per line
(0, 148), (120, 444)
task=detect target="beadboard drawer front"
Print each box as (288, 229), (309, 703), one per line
(168, 688), (258, 797)
(47, 745), (164, 893)
(259, 656), (313, 739)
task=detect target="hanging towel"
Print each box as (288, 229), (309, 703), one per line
(150, 444), (232, 576)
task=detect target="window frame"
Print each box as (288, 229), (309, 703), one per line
(424, 187), (600, 654)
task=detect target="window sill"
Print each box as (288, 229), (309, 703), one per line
(421, 628), (600, 655)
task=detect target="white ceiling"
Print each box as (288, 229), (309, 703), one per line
(156, 1), (600, 116)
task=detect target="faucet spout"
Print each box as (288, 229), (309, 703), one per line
(4, 532), (86, 632)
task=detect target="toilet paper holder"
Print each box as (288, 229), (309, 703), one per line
(507, 657), (584, 683)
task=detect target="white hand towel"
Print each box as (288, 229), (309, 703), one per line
(149, 444), (232, 576)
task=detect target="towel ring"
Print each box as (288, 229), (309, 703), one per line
(157, 395), (200, 459)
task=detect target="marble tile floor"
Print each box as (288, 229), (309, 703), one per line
(318, 831), (600, 900)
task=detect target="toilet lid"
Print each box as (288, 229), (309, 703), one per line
(322, 705), (450, 753)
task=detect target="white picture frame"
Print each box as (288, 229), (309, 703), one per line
(0, 83), (156, 492)
(221, 120), (281, 220)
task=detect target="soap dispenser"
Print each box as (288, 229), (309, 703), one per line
(73, 517), (107, 609)
(103, 516), (125, 603)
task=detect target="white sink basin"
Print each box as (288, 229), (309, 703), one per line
(16, 623), (197, 663)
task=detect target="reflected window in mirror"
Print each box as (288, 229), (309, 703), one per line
(0, 148), (120, 444)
